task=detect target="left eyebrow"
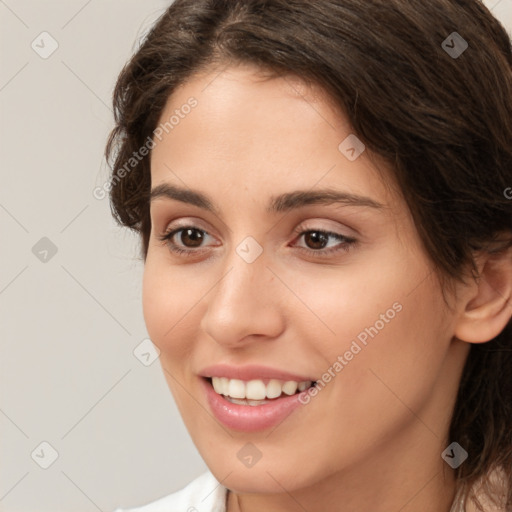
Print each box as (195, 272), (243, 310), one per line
(267, 189), (384, 213)
(149, 183), (384, 214)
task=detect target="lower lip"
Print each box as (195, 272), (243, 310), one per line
(201, 378), (307, 432)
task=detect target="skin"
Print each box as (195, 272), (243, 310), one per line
(142, 62), (512, 512)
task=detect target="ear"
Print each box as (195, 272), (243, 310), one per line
(454, 246), (512, 344)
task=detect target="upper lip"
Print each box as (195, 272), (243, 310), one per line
(199, 364), (317, 383)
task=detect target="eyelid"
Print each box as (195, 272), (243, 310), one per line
(292, 219), (355, 238)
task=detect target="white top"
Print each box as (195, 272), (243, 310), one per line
(112, 469), (507, 512)
(112, 471), (227, 512)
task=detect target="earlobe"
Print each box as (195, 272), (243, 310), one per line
(454, 247), (512, 344)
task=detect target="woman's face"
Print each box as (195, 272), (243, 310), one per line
(143, 63), (468, 497)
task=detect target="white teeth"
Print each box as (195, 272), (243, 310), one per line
(228, 379), (246, 399)
(266, 379), (282, 399)
(282, 381), (298, 395)
(246, 380), (267, 400)
(297, 381), (312, 391)
(210, 377), (313, 400)
(220, 377), (229, 395)
(212, 377), (223, 394)
(225, 397), (270, 406)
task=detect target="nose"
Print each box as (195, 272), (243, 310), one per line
(200, 250), (285, 348)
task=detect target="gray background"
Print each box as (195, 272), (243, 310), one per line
(0, 1), (510, 511)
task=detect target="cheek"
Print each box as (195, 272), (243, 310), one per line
(142, 259), (167, 344)
(304, 259), (450, 409)
(277, 261), (407, 354)
(141, 254), (200, 356)
(328, 279), (451, 420)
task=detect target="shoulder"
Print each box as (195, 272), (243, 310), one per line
(112, 471), (227, 512)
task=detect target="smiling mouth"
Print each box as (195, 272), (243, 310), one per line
(205, 376), (316, 406)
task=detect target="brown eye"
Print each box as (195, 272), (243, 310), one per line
(303, 231), (329, 250)
(158, 226), (215, 255)
(293, 228), (357, 257)
(178, 228), (204, 248)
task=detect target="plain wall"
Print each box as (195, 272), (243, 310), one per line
(1, 1), (511, 510)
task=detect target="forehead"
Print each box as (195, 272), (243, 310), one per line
(149, 63), (399, 212)
(154, 63), (348, 145)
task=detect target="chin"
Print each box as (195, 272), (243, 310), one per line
(205, 453), (328, 496)
(219, 468), (302, 495)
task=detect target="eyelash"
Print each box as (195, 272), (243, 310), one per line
(158, 225), (357, 258)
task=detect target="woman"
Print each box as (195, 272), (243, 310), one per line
(106, 1), (512, 510)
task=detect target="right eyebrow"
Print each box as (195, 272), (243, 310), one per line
(150, 183), (220, 215)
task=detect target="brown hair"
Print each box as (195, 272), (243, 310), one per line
(105, 0), (512, 508)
